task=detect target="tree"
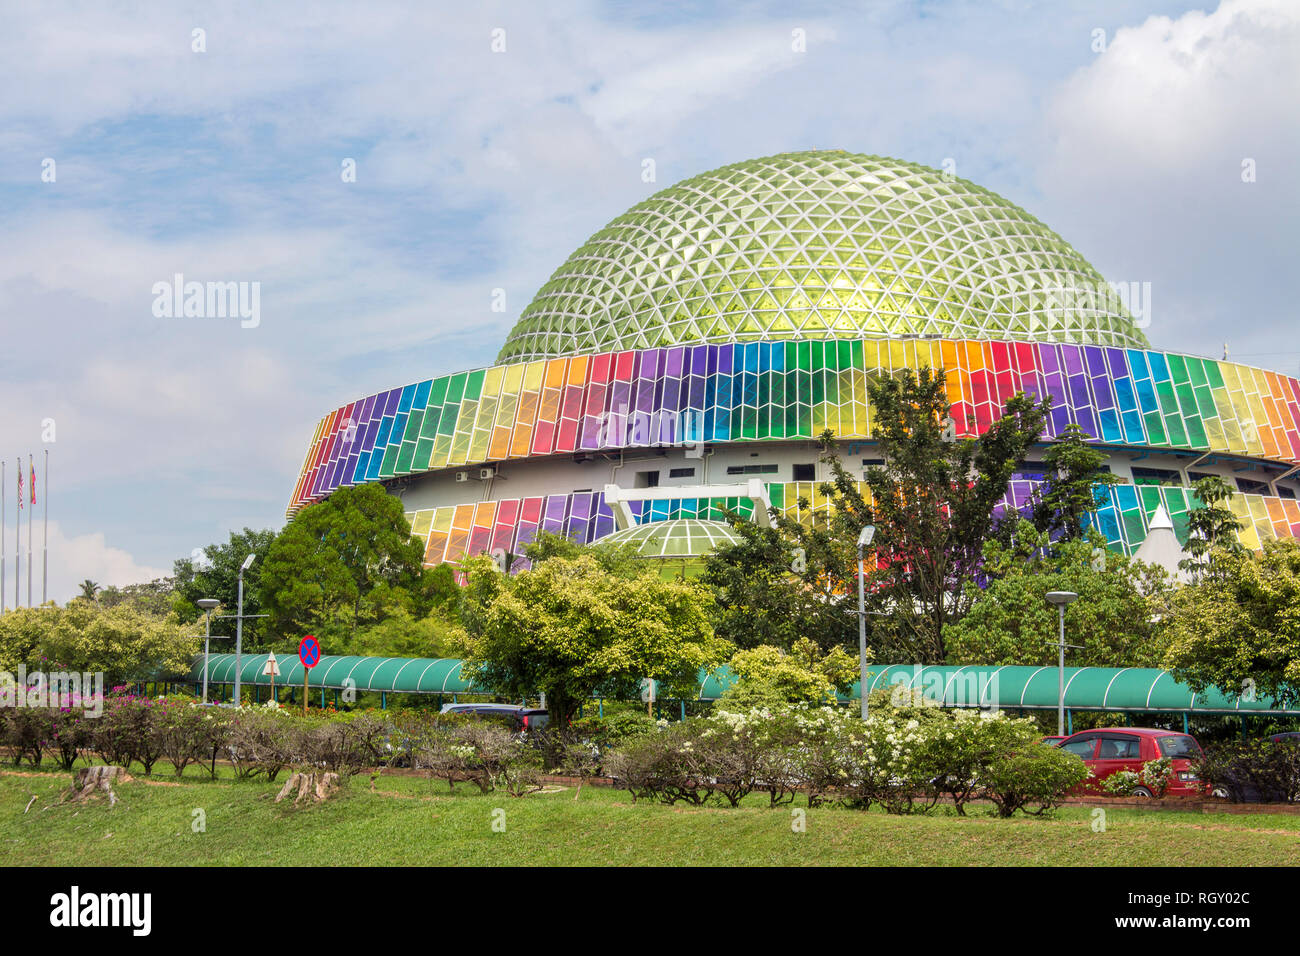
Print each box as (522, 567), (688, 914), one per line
(1030, 423), (1120, 541)
(0, 604), (197, 686)
(700, 517), (860, 653)
(97, 578), (177, 617)
(173, 527), (277, 640)
(1164, 538), (1300, 709)
(457, 552), (731, 727)
(1179, 475), (1245, 583)
(820, 367), (1048, 662)
(703, 367), (1048, 663)
(78, 580), (101, 603)
(720, 637), (860, 708)
(258, 484), (435, 650)
(943, 520), (1171, 667)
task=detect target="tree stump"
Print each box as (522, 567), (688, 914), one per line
(275, 771), (340, 804)
(70, 766), (132, 806)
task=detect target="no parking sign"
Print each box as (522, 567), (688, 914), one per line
(298, 635), (319, 713)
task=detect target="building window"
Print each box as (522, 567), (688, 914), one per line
(1131, 466), (1183, 487)
(1236, 477), (1269, 495)
(861, 458), (885, 468)
(635, 470), (659, 488)
(1277, 485), (1296, 500)
(668, 467), (695, 479)
(792, 463), (816, 482)
(725, 464), (778, 476)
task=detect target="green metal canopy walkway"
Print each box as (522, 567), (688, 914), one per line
(190, 654), (1299, 719)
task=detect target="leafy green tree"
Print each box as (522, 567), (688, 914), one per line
(78, 580), (100, 602)
(1179, 475), (1245, 583)
(348, 606), (459, 658)
(943, 520), (1170, 667)
(527, 529), (643, 577)
(258, 484), (434, 650)
(173, 527), (277, 642)
(819, 367), (1048, 662)
(704, 367), (1048, 663)
(457, 552), (731, 727)
(1030, 423), (1120, 541)
(700, 517), (859, 653)
(720, 637), (860, 708)
(1164, 538), (1300, 708)
(0, 604), (197, 685)
(97, 578), (178, 617)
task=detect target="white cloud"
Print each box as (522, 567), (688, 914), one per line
(1038, 0), (1300, 357)
(2, 521), (168, 607)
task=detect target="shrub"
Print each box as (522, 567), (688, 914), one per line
(1140, 757), (1173, 797)
(1195, 740), (1300, 803)
(92, 696), (162, 773)
(1101, 770), (1140, 796)
(46, 707), (94, 770)
(980, 745), (1089, 817)
(153, 698), (225, 776)
(224, 708), (294, 781)
(4, 707), (53, 767)
(416, 721), (543, 796)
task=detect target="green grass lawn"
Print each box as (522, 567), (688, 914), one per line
(2, 764), (1297, 866)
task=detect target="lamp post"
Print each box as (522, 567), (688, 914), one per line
(197, 598), (220, 703)
(857, 524), (876, 720)
(233, 553), (256, 707)
(1046, 591), (1079, 736)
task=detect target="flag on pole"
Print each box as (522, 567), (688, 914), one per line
(17, 467), (22, 511)
(30, 460), (36, 505)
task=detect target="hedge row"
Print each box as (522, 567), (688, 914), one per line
(605, 700), (1091, 816)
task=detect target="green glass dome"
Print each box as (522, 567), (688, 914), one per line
(596, 518), (741, 564)
(498, 151), (1148, 362)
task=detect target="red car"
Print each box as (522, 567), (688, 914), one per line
(1055, 728), (1204, 796)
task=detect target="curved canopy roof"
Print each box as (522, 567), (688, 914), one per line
(498, 150), (1148, 363)
(191, 655), (1298, 714)
(595, 518), (742, 559)
(850, 664), (1297, 715)
(193, 653), (482, 695)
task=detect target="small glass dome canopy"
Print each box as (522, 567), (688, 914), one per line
(594, 518), (743, 577)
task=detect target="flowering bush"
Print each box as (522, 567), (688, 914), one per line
(607, 699), (1089, 815)
(415, 721), (542, 796)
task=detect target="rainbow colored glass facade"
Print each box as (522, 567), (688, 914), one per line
(288, 337), (1300, 566)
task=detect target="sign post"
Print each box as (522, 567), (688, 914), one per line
(298, 635), (320, 715)
(262, 652), (280, 703)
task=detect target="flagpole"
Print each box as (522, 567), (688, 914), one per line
(14, 457), (20, 609)
(27, 453), (34, 607)
(42, 449), (48, 606)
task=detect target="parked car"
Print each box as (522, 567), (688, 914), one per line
(1041, 735), (1066, 746)
(1055, 727), (1204, 796)
(1267, 731), (1300, 744)
(439, 702), (550, 732)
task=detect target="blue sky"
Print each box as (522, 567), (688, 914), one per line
(0, 0), (1295, 601)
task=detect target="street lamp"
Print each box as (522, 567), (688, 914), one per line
(1046, 591), (1080, 736)
(233, 553), (256, 707)
(857, 524), (876, 720)
(197, 598), (220, 703)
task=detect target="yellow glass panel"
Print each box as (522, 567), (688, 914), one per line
(1247, 495), (1274, 541)
(409, 510), (433, 539)
(1230, 496), (1259, 550)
